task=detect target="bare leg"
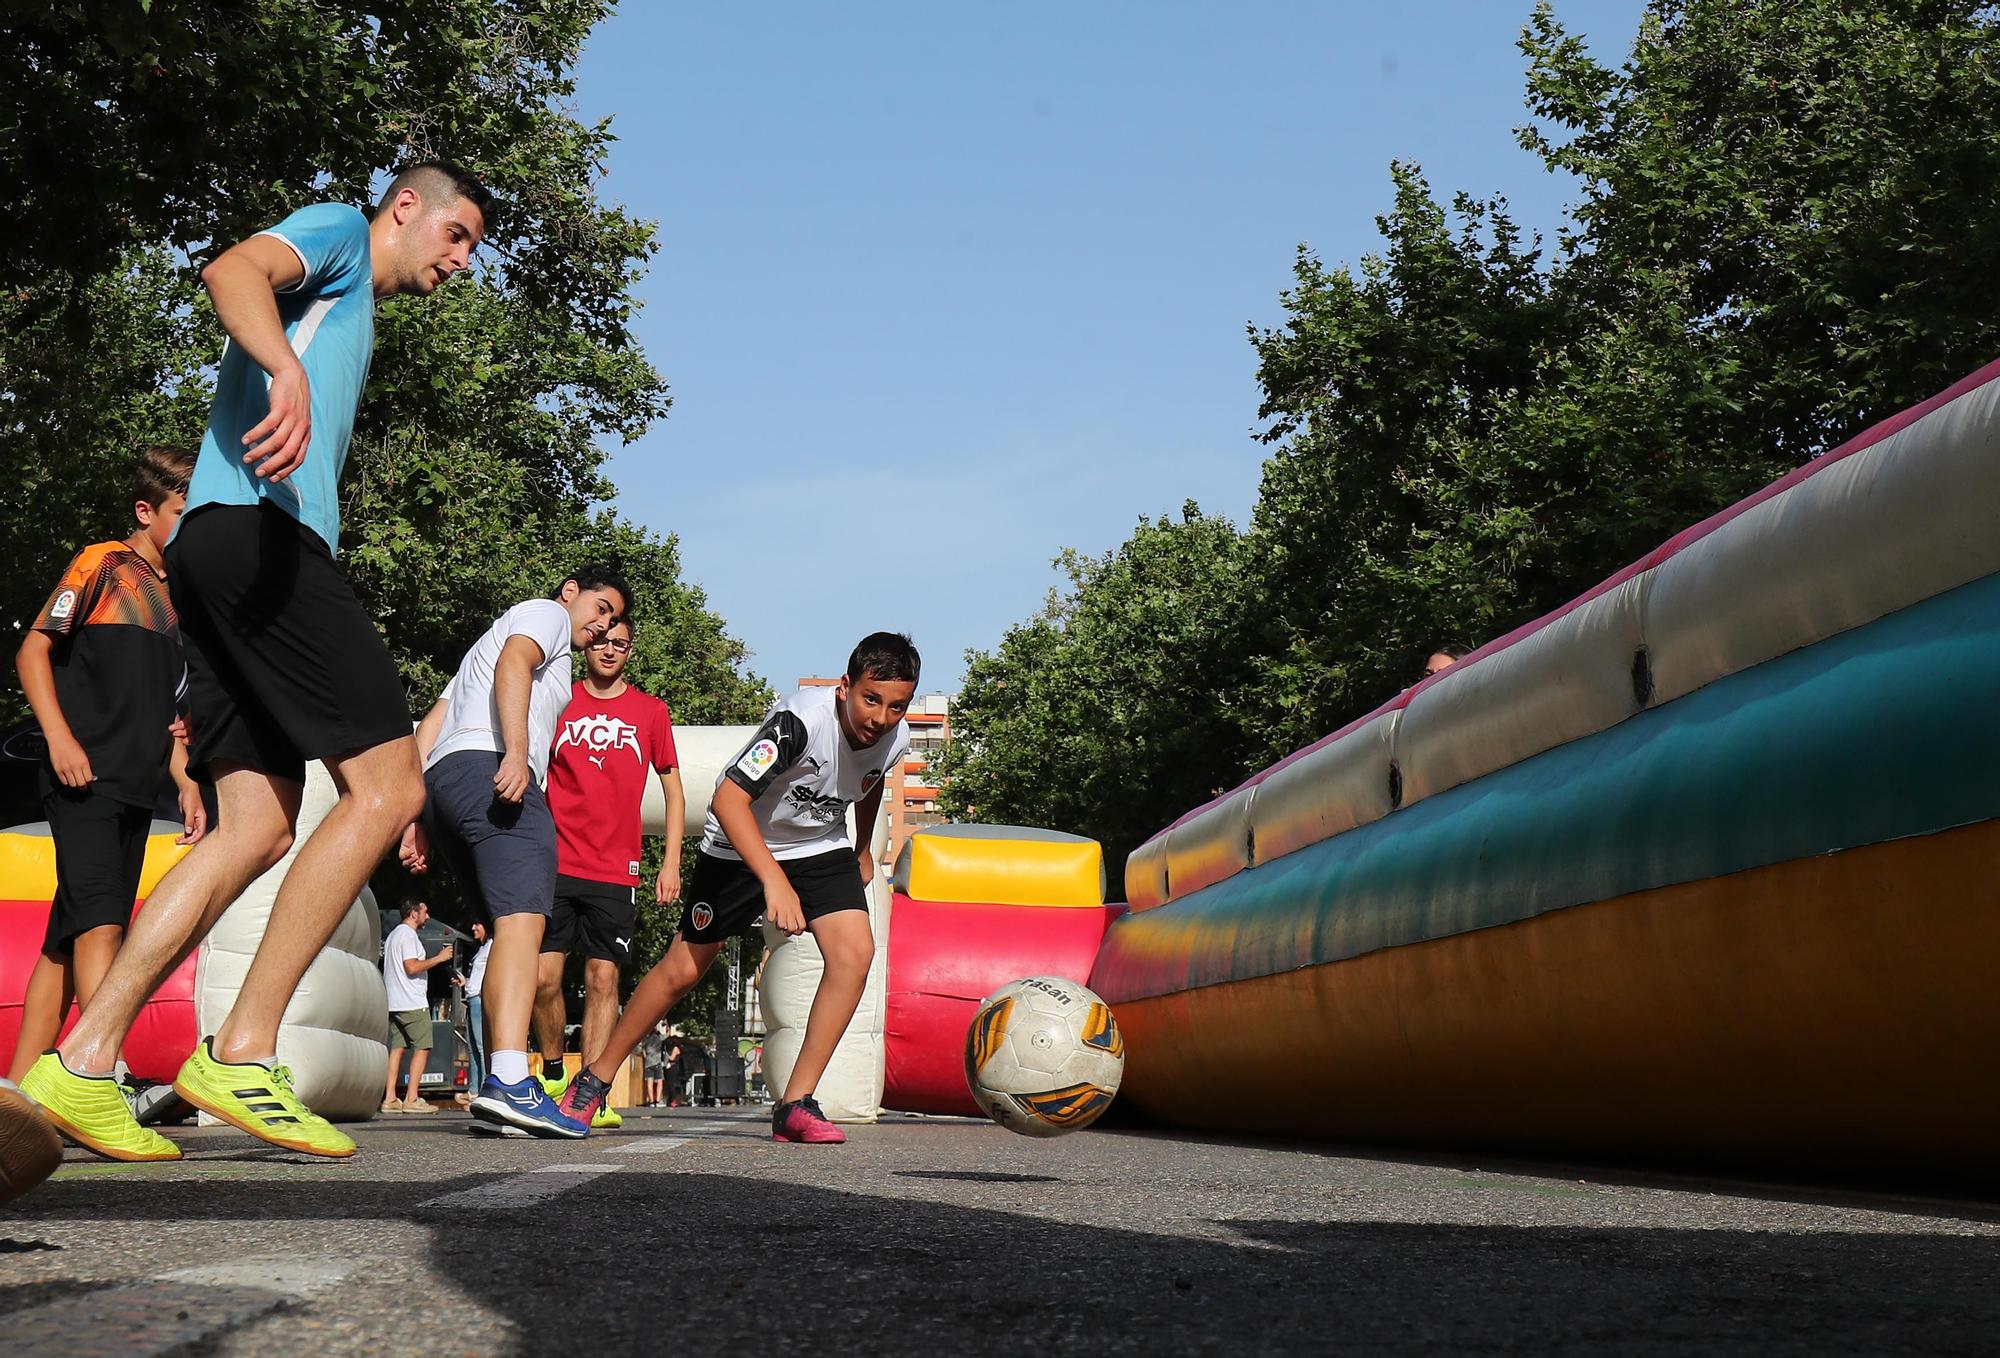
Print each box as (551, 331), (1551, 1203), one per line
(482, 913), (549, 1067)
(581, 958), (619, 1067)
(403, 1047), (429, 1102)
(781, 911), (874, 1103)
(584, 939), (720, 1085)
(68, 924), (123, 1008)
(531, 950), (566, 1073)
(8, 952), (74, 1081)
(213, 738), (424, 1063)
(384, 1048), (406, 1108)
(58, 766), (299, 1075)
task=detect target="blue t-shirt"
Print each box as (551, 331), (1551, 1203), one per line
(186, 202), (377, 554)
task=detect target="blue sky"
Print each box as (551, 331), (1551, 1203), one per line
(574, 1), (1645, 693)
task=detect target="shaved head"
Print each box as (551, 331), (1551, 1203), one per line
(377, 159), (494, 229)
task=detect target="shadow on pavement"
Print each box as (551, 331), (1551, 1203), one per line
(6, 1164), (1998, 1354)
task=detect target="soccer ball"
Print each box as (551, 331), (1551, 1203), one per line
(964, 976), (1125, 1137)
(0, 1079), (61, 1205)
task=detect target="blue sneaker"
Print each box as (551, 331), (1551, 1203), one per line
(468, 1076), (589, 1140)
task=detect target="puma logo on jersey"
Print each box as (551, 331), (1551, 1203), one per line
(588, 754), (606, 769)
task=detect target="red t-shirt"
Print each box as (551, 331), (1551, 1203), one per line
(547, 683), (678, 885)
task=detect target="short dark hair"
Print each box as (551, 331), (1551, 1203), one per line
(133, 445), (195, 509)
(558, 564), (633, 619)
(399, 898), (425, 921)
(846, 632), (920, 685)
(1428, 642), (1471, 662)
(379, 159), (495, 226)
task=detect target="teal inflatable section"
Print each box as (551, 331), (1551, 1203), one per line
(1093, 569), (2000, 1004)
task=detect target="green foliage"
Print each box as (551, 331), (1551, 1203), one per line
(935, 505), (1253, 870)
(947, 0), (2000, 880)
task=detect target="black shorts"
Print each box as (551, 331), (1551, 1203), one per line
(544, 874), (638, 964)
(678, 848), (867, 945)
(424, 751), (558, 922)
(168, 503), (411, 783)
(42, 787), (151, 952)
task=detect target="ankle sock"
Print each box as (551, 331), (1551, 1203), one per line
(491, 1050), (529, 1085)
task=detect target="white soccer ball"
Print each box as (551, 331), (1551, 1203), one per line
(964, 976), (1125, 1137)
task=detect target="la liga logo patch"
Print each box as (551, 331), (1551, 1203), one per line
(737, 738), (779, 779)
(48, 589), (76, 621)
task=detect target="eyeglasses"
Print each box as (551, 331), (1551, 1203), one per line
(589, 638), (632, 654)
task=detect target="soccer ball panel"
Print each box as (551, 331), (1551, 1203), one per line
(964, 976), (1125, 1137)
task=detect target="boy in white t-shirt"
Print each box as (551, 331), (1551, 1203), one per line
(402, 567), (628, 1139)
(559, 632), (917, 1144)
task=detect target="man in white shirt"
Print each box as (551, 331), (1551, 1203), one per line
(404, 567), (628, 1139)
(381, 899), (452, 1114)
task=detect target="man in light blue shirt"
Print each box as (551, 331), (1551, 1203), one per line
(26, 161), (494, 1164)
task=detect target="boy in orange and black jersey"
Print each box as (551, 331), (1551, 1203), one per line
(6, 447), (208, 1084)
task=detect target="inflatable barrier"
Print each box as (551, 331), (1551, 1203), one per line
(0, 823), (195, 1081)
(1091, 358), (2000, 1173)
(882, 825), (1119, 1117)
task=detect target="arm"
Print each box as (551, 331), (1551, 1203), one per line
(400, 694), (450, 873)
(656, 767), (685, 904)
(200, 234), (312, 482)
(16, 631), (89, 787)
(404, 942), (456, 975)
(491, 634), (544, 804)
(170, 737), (207, 846)
(713, 780), (805, 936)
(852, 779), (885, 888)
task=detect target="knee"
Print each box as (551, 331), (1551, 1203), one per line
(824, 934), (874, 981)
(585, 961), (618, 1000)
(375, 767), (427, 831)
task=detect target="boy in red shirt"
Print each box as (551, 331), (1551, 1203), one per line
(9, 447), (207, 1105)
(535, 617), (684, 1127)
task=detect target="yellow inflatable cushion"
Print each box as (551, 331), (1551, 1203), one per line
(0, 825), (190, 904)
(901, 830), (1104, 907)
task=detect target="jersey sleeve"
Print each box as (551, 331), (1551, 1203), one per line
(257, 203), (371, 296)
(653, 703), (679, 773)
(722, 709), (810, 799)
(502, 600), (575, 671)
(31, 548), (105, 637)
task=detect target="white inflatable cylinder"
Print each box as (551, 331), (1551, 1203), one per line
(193, 761), (390, 1121)
(755, 804), (892, 1123)
(639, 726), (758, 836)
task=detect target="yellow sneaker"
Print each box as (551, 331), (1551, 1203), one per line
(539, 1071), (569, 1100)
(591, 1102), (622, 1130)
(173, 1038), (355, 1159)
(18, 1052), (180, 1162)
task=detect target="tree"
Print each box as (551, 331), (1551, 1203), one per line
(937, 505), (1254, 872)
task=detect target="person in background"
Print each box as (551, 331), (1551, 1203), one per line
(381, 899), (452, 1114)
(8, 446), (206, 1103)
(455, 919), (491, 1108)
(640, 1021), (667, 1107)
(1420, 643), (1469, 681)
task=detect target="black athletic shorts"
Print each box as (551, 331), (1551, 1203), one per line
(41, 786), (151, 952)
(423, 750), (558, 922)
(678, 847), (867, 945)
(167, 503), (411, 784)
(544, 874), (638, 964)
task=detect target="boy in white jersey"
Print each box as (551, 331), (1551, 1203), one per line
(559, 632), (918, 1143)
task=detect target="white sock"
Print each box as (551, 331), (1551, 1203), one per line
(491, 1050), (529, 1085)
(112, 1059), (131, 1082)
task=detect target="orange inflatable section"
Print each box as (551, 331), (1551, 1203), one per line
(1112, 818), (2000, 1177)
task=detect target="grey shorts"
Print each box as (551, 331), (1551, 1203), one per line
(423, 749), (558, 921)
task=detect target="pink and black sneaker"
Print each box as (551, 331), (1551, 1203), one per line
(557, 1069), (611, 1126)
(772, 1094), (845, 1144)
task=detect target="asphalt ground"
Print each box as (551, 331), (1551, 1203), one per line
(0, 1105), (1996, 1356)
